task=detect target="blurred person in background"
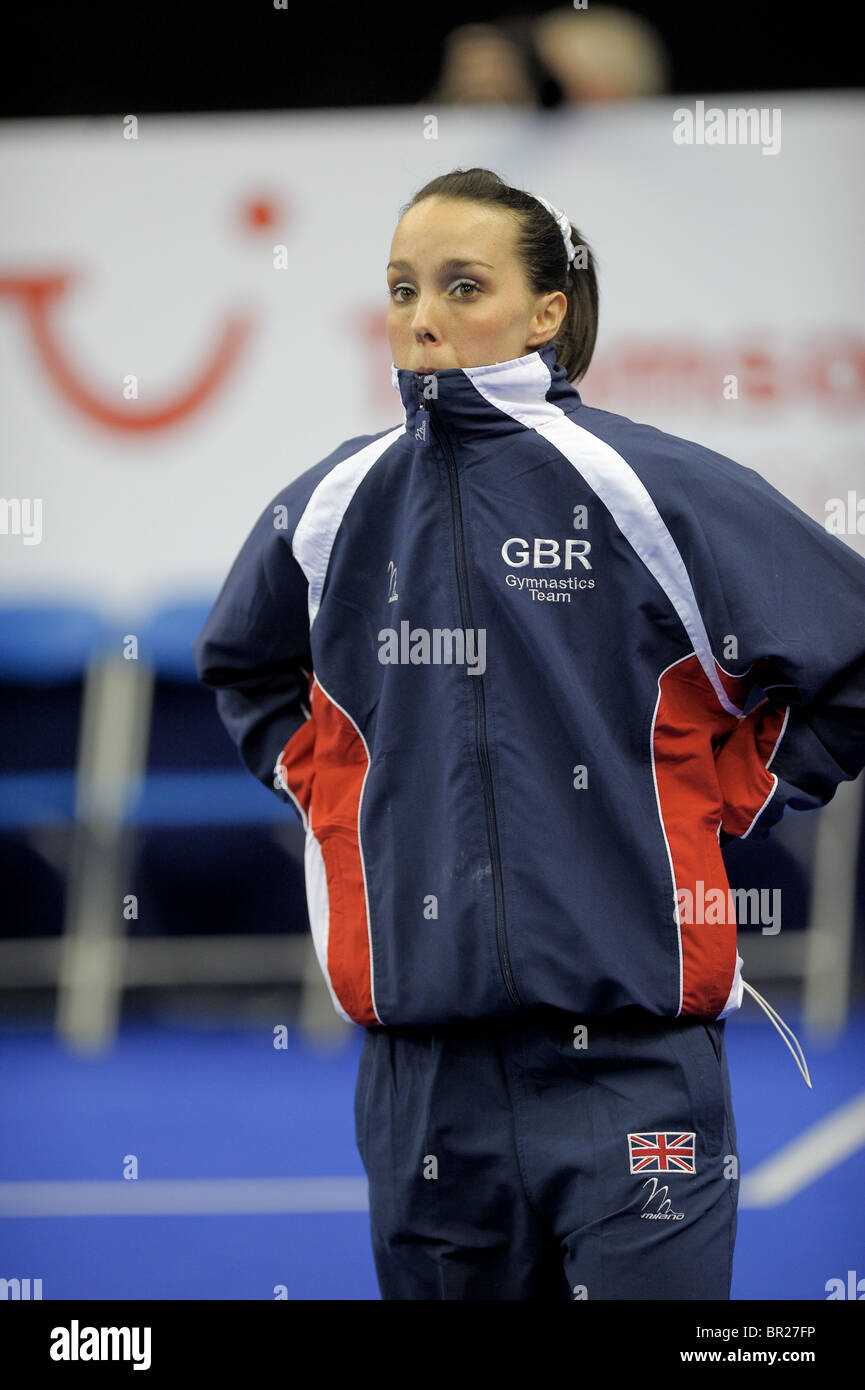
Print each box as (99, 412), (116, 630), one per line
(532, 3), (671, 101)
(426, 19), (563, 107)
(425, 5), (669, 111)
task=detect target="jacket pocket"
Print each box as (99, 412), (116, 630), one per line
(703, 1020), (723, 1066)
(354, 1029), (375, 1158)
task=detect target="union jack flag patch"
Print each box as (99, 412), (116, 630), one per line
(627, 1131), (696, 1173)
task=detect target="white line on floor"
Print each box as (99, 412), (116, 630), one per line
(3, 1091), (863, 1218)
(738, 1090), (865, 1207)
(0, 1177), (369, 1217)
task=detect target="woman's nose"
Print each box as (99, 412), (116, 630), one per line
(410, 291), (441, 333)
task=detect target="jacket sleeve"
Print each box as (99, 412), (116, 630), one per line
(666, 450), (865, 842)
(191, 493), (316, 822)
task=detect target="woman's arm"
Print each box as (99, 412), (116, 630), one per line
(192, 493), (315, 813)
(715, 647), (865, 843)
(673, 455), (865, 842)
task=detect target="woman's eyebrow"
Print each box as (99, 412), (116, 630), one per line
(386, 258), (494, 273)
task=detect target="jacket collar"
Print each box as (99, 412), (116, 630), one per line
(391, 342), (582, 447)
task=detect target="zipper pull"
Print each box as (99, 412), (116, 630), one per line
(414, 398), (429, 446)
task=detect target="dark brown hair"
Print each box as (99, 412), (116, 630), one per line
(398, 167), (599, 384)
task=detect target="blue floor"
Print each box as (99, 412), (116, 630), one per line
(1, 1007), (863, 1300)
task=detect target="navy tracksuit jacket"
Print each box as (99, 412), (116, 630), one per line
(193, 341), (865, 1297)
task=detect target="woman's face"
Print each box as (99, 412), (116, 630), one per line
(386, 196), (566, 373)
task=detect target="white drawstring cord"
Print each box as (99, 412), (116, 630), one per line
(740, 978), (812, 1088)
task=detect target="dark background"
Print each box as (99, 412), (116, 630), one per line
(2, 0), (859, 119)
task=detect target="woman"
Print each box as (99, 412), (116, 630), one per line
(193, 167), (865, 1300)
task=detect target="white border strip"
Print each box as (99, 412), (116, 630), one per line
(292, 426), (404, 628)
(303, 673), (381, 1027)
(648, 654), (690, 1015)
(468, 364), (742, 717)
(304, 827), (354, 1026)
(739, 704), (791, 840)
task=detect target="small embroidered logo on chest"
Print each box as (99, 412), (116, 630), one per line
(386, 559), (399, 603)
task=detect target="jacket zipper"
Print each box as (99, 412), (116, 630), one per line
(416, 390), (523, 1010)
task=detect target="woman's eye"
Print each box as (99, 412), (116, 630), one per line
(388, 280), (480, 302)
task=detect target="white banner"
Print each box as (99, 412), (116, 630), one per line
(1, 94), (863, 618)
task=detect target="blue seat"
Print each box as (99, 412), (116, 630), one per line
(121, 600), (307, 940)
(0, 603), (114, 829)
(131, 768), (290, 826)
(126, 600), (295, 827)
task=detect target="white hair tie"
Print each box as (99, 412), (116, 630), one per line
(533, 193), (578, 268)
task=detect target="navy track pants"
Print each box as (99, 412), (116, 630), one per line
(354, 1004), (739, 1300)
